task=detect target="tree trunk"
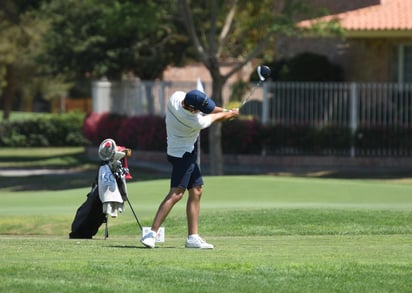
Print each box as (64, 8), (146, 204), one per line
(2, 64), (15, 121)
(144, 81), (155, 115)
(208, 73), (225, 175)
(208, 123), (223, 175)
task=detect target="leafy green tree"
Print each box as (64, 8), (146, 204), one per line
(39, 0), (190, 114)
(0, 0), (70, 120)
(0, 1), (41, 119)
(40, 0), (187, 80)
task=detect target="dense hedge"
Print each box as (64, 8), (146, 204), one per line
(3, 112), (411, 155)
(83, 113), (410, 155)
(0, 112), (87, 147)
(355, 126), (412, 155)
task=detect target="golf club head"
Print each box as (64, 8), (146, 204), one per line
(257, 65), (271, 81)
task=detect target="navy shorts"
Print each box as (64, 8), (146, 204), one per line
(167, 151), (203, 190)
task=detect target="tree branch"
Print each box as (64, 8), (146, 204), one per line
(222, 31), (274, 82)
(217, 0), (238, 58)
(177, 0), (210, 67)
(208, 0), (217, 55)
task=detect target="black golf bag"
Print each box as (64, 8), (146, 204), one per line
(69, 180), (106, 239)
(69, 138), (136, 239)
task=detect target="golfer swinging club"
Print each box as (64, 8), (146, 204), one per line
(141, 89), (239, 249)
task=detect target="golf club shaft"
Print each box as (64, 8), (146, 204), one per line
(241, 80), (262, 107)
(126, 198), (143, 231)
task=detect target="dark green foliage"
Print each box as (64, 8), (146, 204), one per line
(0, 112), (86, 147)
(263, 52), (344, 82)
(317, 125), (352, 150)
(261, 124), (317, 152)
(39, 0), (188, 80)
(355, 126), (412, 154)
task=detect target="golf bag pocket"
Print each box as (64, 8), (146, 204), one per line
(69, 184), (106, 239)
(98, 164), (125, 217)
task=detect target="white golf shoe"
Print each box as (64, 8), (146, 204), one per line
(141, 230), (156, 248)
(185, 235), (214, 249)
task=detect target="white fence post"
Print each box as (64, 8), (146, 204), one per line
(349, 82), (358, 157)
(158, 82), (167, 116)
(92, 80), (112, 113)
(262, 82), (269, 125)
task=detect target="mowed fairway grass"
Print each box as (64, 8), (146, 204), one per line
(1, 155), (412, 291)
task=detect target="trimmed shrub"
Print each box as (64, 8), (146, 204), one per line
(355, 126), (412, 154)
(261, 124), (352, 155)
(318, 125), (352, 150)
(0, 112), (86, 147)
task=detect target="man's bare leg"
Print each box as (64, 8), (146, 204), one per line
(151, 187), (185, 232)
(186, 186), (202, 236)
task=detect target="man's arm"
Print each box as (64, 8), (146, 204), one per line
(209, 108), (239, 123)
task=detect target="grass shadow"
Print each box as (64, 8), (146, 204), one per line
(0, 166), (169, 191)
(0, 147), (169, 191)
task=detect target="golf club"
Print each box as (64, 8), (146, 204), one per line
(126, 197), (143, 232)
(241, 65), (271, 107)
(104, 198), (142, 240)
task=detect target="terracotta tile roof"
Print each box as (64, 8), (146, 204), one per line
(299, 0), (412, 31)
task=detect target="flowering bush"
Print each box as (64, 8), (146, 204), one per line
(96, 113), (124, 143)
(82, 112), (101, 144)
(117, 115), (166, 151)
(83, 113), (166, 151)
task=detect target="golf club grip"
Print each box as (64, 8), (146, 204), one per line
(124, 148), (132, 157)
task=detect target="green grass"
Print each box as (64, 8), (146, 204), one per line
(0, 147), (167, 191)
(1, 234), (411, 293)
(1, 177), (412, 292)
(1, 148), (412, 292)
